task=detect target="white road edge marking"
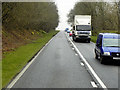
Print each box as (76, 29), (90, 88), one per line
(7, 32), (58, 88)
(90, 81), (98, 88)
(65, 33), (107, 89)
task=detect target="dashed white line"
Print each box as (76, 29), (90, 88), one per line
(72, 48), (75, 50)
(80, 62), (85, 66)
(65, 33), (107, 89)
(75, 53), (78, 56)
(90, 81), (98, 88)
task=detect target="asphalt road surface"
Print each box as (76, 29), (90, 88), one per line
(12, 31), (94, 88)
(67, 32), (120, 88)
(11, 31), (120, 89)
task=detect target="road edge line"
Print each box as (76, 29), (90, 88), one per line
(6, 32), (59, 88)
(65, 33), (107, 89)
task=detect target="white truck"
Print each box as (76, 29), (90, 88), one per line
(72, 15), (91, 43)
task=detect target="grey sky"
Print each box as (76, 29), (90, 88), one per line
(55, 0), (78, 30)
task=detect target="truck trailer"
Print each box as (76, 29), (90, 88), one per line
(72, 15), (91, 43)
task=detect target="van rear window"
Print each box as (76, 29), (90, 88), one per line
(103, 39), (120, 47)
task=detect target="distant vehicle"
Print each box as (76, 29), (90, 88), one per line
(67, 30), (70, 33)
(69, 31), (72, 37)
(94, 33), (120, 64)
(72, 15), (91, 43)
(65, 28), (69, 32)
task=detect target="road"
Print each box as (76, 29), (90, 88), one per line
(73, 41), (119, 88)
(67, 32), (120, 88)
(11, 31), (119, 88)
(12, 31), (93, 88)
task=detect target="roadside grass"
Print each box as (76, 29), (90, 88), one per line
(91, 36), (97, 43)
(91, 30), (119, 43)
(2, 30), (59, 88)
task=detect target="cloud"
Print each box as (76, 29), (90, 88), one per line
(55, 0), (78, 30)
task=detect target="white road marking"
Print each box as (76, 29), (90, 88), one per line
(65, 33), (107, 89)
(72, 48), (75, 50)
(7, 32), (59, 88)
(75, 53), (78, 56)
(80, 62), (84, 66)
(90, 81), (98, 88)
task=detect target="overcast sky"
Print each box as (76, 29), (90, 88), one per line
(55, 0), (78, 30)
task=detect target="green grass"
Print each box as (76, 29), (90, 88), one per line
(91, 36), (97, 43)
(92, 30), (119, 36)
(2, 30), (59, 88)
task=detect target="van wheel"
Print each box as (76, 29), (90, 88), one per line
(72, 36), (75, 41)
(95, 53), (98, 59)
(73, 36), (77, 42)
(100, 55), (105, 64)
(88, 40), (90, 43)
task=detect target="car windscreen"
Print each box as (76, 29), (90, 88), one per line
(76, 25), (91, 31)
(103, 38), (120, 47)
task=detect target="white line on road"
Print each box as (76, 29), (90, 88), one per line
(7, 32), (58, 88)
(72, 48), (75, 50)
(80, 62), (84, 66)
(65, 33), (107, 89)
(90, 81), (98, 88)
(75, 53), (78, 56)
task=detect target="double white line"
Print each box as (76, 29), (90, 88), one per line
(66, 34), (107, 89)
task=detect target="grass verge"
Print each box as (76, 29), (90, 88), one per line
(91, 36), (97, 43)
(2, 30), (59, 88)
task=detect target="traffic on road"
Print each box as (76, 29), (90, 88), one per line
(6, 14), (120, 89)
(66, 31), (120, 88)
(64, 15), (120, 88)
(7, 30), (119, 89)
(2, 1), (120, 90)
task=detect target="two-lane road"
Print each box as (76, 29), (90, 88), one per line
(12, 31), (93, 88)
(9, 31), (120, 88)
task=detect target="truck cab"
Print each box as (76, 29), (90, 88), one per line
(94, 33), (120, 64)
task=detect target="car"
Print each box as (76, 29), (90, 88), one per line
(65, 28), (69, 32)
(67, 30), (70, 33)
(69, 31), (72, 37)
(94, 33), (120, 64)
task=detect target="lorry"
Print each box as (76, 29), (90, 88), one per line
(72, 15), (91, 43)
